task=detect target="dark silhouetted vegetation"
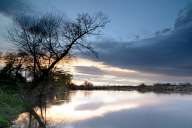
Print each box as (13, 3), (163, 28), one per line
(69, 83), (192, 94)
(0, 12), (108, 127)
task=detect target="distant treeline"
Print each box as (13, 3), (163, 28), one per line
(69, 83), (192, 94)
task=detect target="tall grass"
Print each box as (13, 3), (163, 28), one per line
(0, 89), (25, 127)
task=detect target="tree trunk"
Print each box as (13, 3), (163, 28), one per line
(29, 109), (46, 128)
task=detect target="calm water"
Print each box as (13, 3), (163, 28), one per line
(15, 91), (192, 128)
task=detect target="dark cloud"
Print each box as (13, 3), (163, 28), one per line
(175, 3), (192, 29)
(89, 4), (192, 77)
(155, 28), (172, 36)
(75, 66), (105, 76)
(0, 0), (31, 17)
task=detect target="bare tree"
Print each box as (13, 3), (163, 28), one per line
(9, 13), (108, 83)
(8, 13), (108, 127)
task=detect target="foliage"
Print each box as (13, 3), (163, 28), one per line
(52, 70), (72, 86)
(9, 13), (108, 83)
(0, 52), (26, 83)
(0, 116), (9, 128)
(0, 12), (108, 127)
(0, 89), (25, 127)
(82, 80), (94, 87)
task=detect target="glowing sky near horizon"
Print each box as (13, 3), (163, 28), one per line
(57, 58), (192, 85)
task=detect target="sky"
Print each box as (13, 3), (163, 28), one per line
(0, 0), (192, 85)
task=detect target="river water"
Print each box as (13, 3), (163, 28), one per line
(14, 90), (192, 128)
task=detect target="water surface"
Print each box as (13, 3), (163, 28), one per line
(16, 91), (192, 128)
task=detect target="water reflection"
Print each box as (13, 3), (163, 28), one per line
(13, 90), (192, 128)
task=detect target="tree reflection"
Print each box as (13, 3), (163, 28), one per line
(13, 86), (78, 128)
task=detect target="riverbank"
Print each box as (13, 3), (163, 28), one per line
(0, 82), (26, 128)
(69, 83), (192, 94)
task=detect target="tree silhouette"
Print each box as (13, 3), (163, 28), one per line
(0, 52), (26, 82)
(9, 13), (108, 85)
(7, 13), (108, 127)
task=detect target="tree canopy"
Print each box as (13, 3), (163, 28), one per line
(8, 13), (108, 82)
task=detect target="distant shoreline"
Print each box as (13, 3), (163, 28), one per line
(69, 83), (192, 94)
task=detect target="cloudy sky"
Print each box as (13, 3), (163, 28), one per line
(1, 0), (192, 85)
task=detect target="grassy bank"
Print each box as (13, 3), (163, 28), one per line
(0, 82), (26, 128)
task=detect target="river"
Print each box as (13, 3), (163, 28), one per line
(14, 90), (192, 128)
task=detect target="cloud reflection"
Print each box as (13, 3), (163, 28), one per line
(46, 91), (158, 124)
